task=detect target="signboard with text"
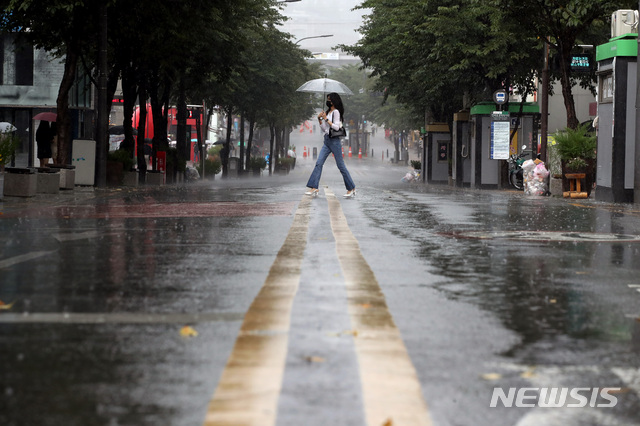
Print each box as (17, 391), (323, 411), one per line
(491, 111), (510, 160)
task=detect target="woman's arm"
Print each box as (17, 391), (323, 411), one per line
(326, 110), (341, 130)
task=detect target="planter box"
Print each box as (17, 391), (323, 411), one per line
(4, 167), (37, 197)
(106, 161), (124, 186)
(36, 168), (60, 194)
(549, 177), (563, 197)
(49, 164), (75, 189)
(122, 170), (138, 187)
(146, 171), (165, 185)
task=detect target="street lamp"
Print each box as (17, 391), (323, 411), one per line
(295, 34), (333, 45)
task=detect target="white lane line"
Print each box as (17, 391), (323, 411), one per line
(0, 250), (56, 269)
(0, 312), (244, 324)
(326, 187), (432, 426)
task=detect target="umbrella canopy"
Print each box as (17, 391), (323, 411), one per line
(108, 125), (138, 135)
(296, 78), (354, 96)
(0, 122), (17, 133)
(33, 112), (57, 122)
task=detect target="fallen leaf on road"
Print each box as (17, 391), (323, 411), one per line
(481, 373), (502, 381)
(359, 303), (372, 309)
(382, 419), (393, 426)
(606, 387), (630, 394)
(0, 300), (15, 310)
(520, 368), (536, 379)
(180, 326), (198, 337)
(342, 330), (358, 337)
(305, 356), (326, 363)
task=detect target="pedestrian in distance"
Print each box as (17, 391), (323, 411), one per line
(36, 121), (52, 167)
(305, 92), (356, 198)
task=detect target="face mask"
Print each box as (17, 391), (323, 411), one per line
(326, 101), (332, 108)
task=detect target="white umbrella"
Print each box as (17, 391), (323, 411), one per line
(296, 78), (354, 96)
(0, 122), (17, 133)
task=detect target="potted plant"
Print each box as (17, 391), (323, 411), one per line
(552, 123), (597, 196)
(276, 157), (295, 175)
(410, 160), (422, 171)
(0, 132), (20, 173)
(107, 149), (135, 186)
(249, 156), (267, 176)
(196, 157), (221, 179)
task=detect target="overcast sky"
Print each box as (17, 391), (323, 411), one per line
(278, 0), (369, 56)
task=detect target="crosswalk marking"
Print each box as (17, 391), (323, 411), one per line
(203, 196), (311, 426)
(325, 187), (432, 426)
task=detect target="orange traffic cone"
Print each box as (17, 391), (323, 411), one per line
(358, 148), (362, 159)
(348, 147), (352, 158)
(303, 146), (307, 158)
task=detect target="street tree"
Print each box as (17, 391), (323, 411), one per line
(345, 0), (541, 127)
(1, 0), (103, 165)
(493, 0), (637, 129)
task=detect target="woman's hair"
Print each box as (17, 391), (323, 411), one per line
(326, 92), (345, 123)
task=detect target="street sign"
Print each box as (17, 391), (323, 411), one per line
(493, 90), (508, 105)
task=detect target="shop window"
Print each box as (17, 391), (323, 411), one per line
(1, 34), (34, 86)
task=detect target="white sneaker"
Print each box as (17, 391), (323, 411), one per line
(343, 189), (356, 198)
(305, 188), (319, 197)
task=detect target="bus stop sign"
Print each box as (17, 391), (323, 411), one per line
(493, 90), (508, 105)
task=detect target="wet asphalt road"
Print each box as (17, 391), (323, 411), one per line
(1, 129), (640, 426)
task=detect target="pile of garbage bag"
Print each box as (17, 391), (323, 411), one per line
(522, 159), (549, 196)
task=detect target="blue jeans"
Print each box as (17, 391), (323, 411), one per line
(306, 134), (356, 191)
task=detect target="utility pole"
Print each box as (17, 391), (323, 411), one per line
(635, 1), (640, 203)
(540, 39), (549, 163)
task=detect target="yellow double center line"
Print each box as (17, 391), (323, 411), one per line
(204, 189), (431, 425)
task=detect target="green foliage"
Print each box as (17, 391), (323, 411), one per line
(249, 156), (267, 170)
(196, 158), (221, 177)
(108, 149), (135, 171)
(0, 133), (20, 166)
(208, 144), (223, 157)
(552, 123), (597, 162)
(277, 157), (295, 167)
(343, 0), (541, 123)
(410, 160), (421, 170)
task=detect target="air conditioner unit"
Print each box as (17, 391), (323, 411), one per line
(611, 9), (638, 38)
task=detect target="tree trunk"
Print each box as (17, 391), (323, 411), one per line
(222, 107), (232, 178)
(239, 113), (245, 175)
(149, 71), (170, 168)
(176, 81), (188, 168)
(269, 125), (275, 176)
(137, 84), (148, 182)
(558, 40), (579, 129)
(246, 115), (255, 170)
(55, 48), (78, 165)
(120, 66), (137, 155)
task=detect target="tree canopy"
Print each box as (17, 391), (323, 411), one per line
(345, 0), (635, 129)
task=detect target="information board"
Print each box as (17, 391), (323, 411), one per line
(490, 112), (510, 160)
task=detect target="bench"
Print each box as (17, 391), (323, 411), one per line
(563, 173), (588, 199)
